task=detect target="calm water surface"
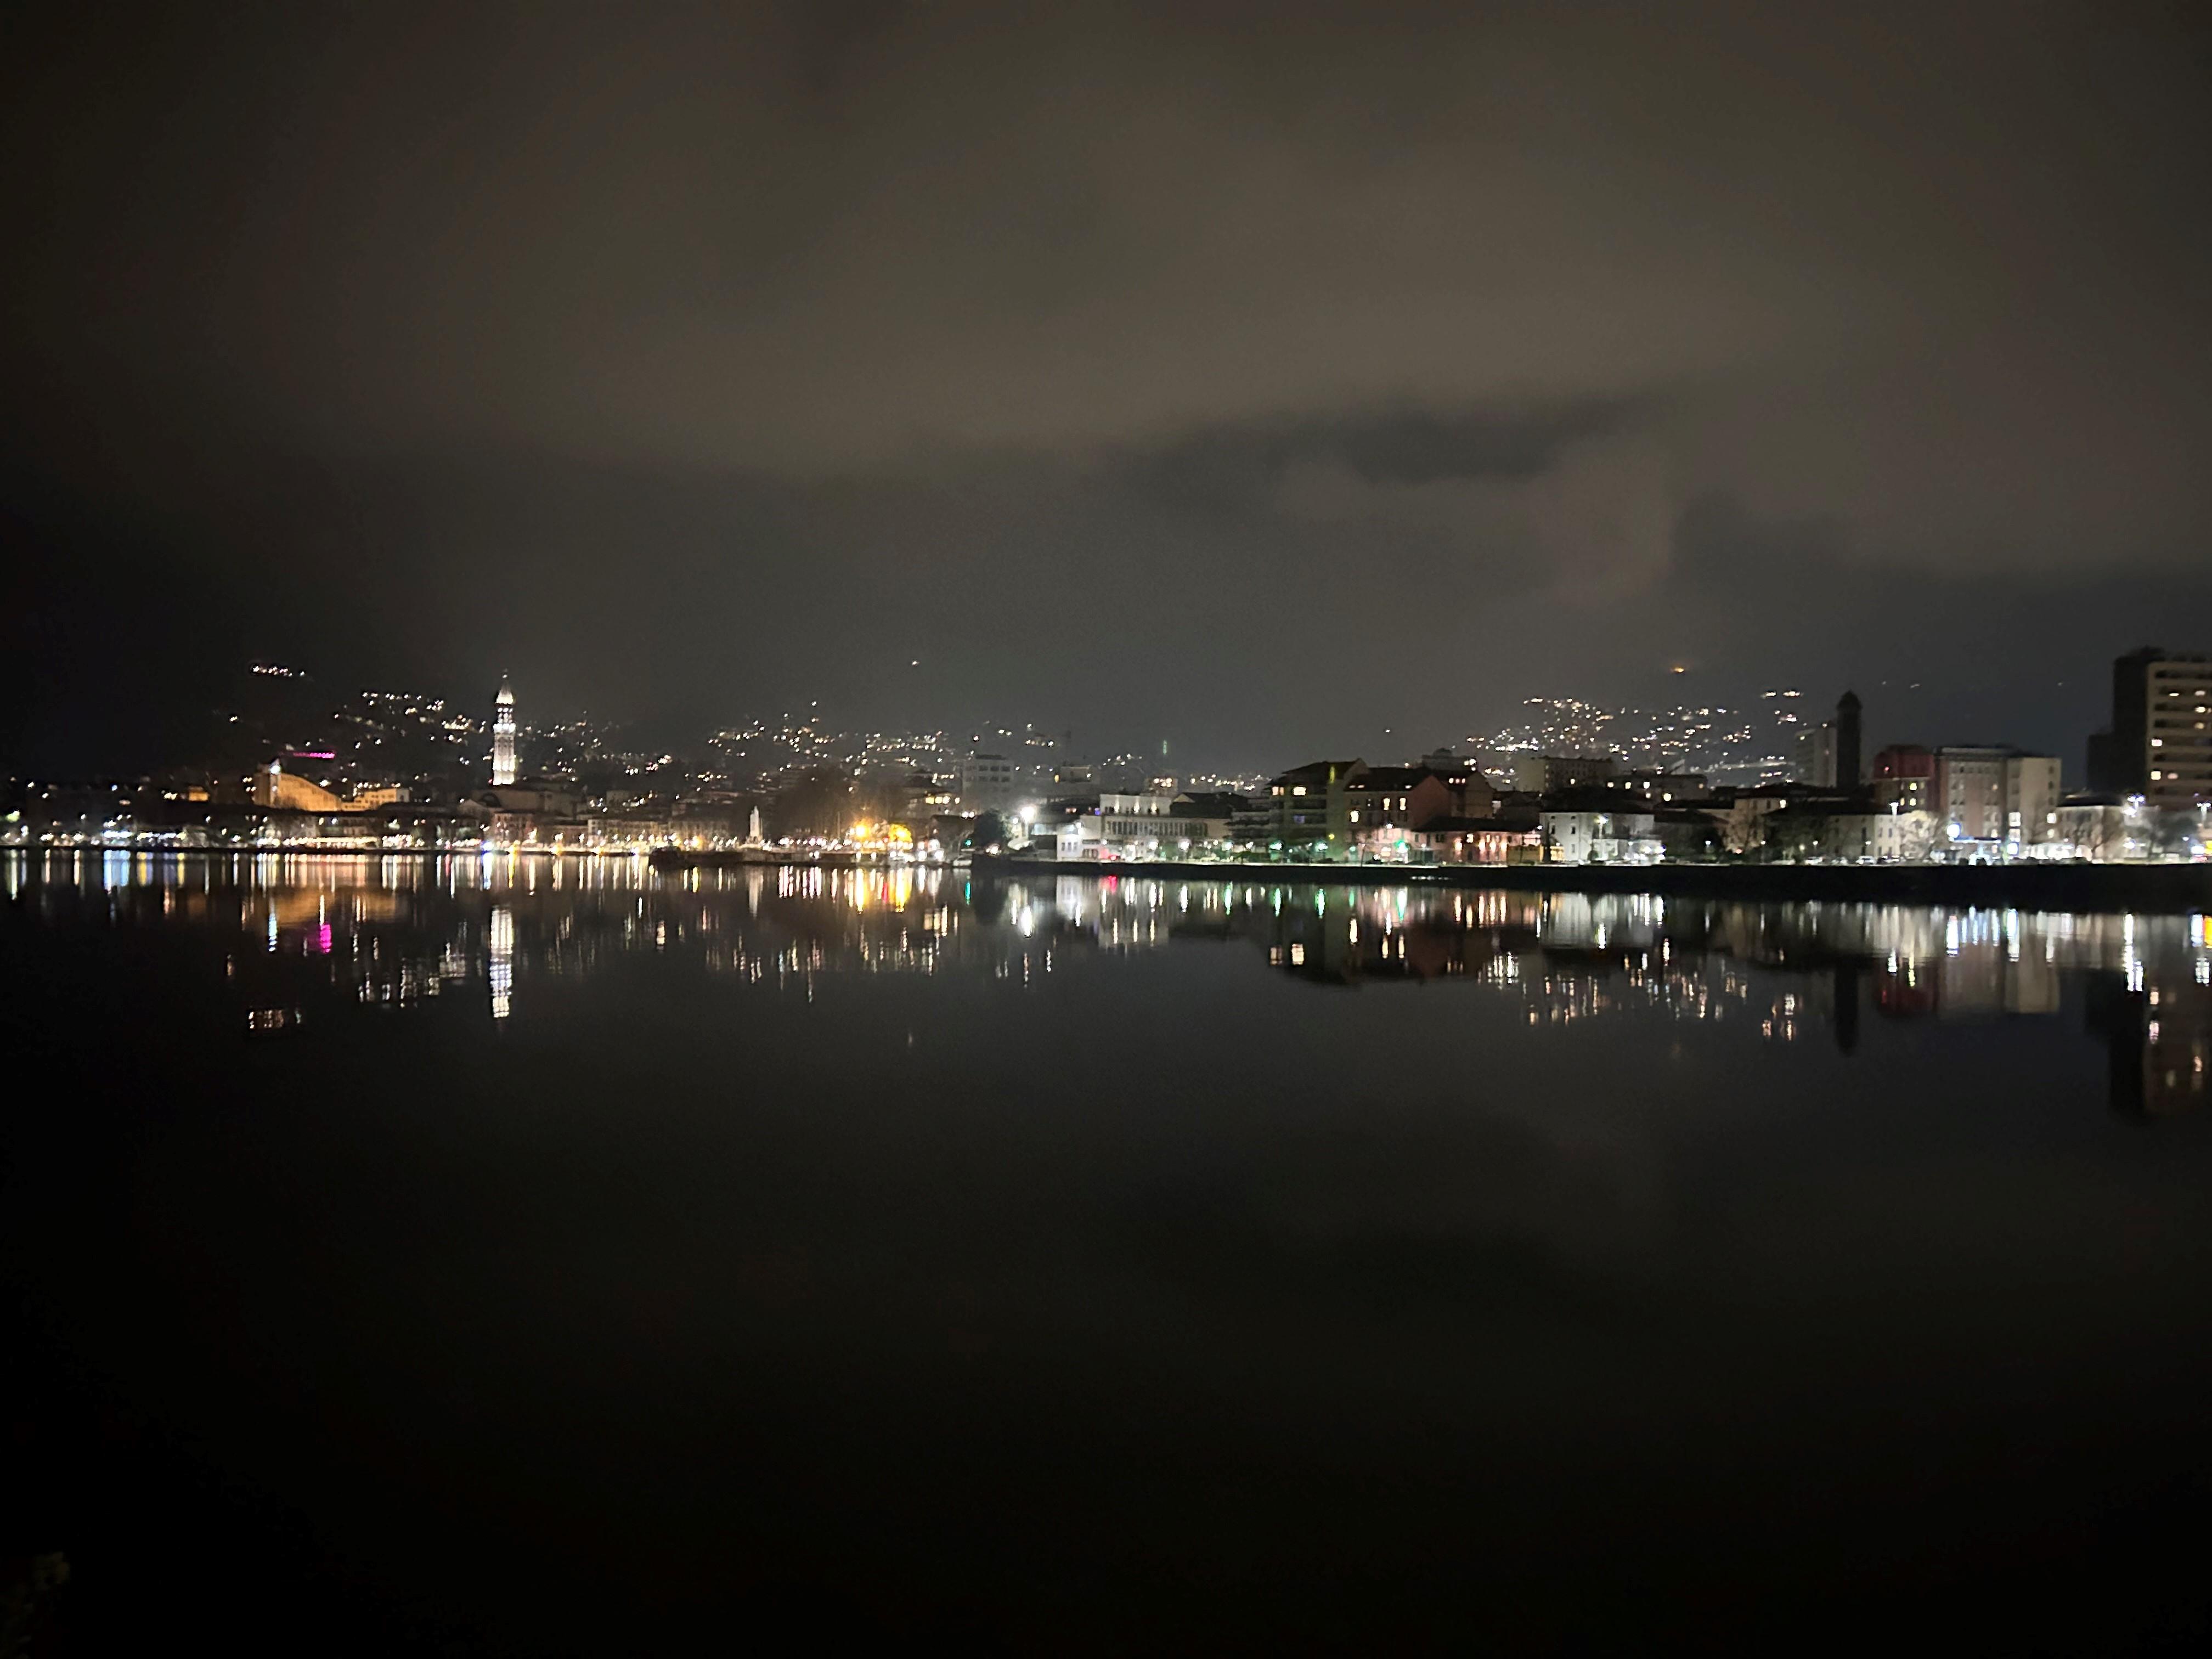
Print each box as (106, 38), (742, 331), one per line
(4, 851), (2211, 1652)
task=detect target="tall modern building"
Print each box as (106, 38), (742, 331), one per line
(1796, 720), (1838, 788)
(2088, 647), (2212, 808)
(1795, 691), (1861, 788)
(492, 676), (518, 786)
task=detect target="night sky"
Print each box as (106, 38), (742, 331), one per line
(5, 2), (2210, 774)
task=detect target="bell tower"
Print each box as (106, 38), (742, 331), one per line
(492, 676), (517, 785)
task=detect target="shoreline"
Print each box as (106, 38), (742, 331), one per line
(13, 844), (2211, 913)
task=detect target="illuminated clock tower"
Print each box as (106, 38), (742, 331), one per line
(492, 675), (517, 785)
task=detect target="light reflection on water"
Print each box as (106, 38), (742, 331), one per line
(9, 848), (2212, 1650)
(7, 849), (2210, 1117)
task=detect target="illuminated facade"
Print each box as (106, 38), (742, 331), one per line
(1267, 759), (1363, 851)
(1541, 804), (1660, 864)
(254, 761), (344, 812)
(251, 761), (400, 814)
(2089, 648), (2212, 809)
(1932, 747), (2061, 847)
(492, 676), (517, 786)
(1055, 792), (1234, 860)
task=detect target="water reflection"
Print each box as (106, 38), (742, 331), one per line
(7, 850), (2210, 1117)
(488, 904), (514, 1022)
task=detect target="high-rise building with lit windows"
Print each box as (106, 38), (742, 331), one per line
(2088, 648), (2212, 809)
(492, 676), (518, 785)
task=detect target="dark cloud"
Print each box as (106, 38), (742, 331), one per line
(4, 2), (2210, 770)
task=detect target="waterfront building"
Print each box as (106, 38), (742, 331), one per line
(1228, 794), (1276, 847)
(252, 760), (407, 814)
(960, 752), (1017, 814)
(1346, 760), (1497, 855)
(1541, 797), (1660, 864)
(254, 761), (345, 813)
(1267, 760), (1363, 854)
(1711, 783), (1794, 855)
(1173, 792), (1245, 838)
(2054, 794), (2134, 861)
(1401, 814), (1544, 865)
(1406, 750), (1499, 819)
(1931, 746), (2061, 849)
(1053, 791), (1233, 860)
(492, 676), (518, 786)
(1871, 744), (1937, 815)
(2087, 647), (2212, 809)
(1766, 807), (1938, 863)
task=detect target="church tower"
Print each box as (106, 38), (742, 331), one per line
(492, 676), (517, 785)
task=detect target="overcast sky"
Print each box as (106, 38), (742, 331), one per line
(5, 1), (2210, 772)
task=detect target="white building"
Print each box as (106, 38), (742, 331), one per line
(1056, 792), (1231, 860)
(1871, 809), (1939, 862)
(1542, 806), (1660, 865)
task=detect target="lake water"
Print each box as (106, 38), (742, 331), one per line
(4, 851), (2211, 1652)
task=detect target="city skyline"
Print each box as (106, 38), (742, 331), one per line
(13, 641), (2207, 871)
(0, 649), (2157, 791)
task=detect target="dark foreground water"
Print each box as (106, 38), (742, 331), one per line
(4, 851), (2211, 1653)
